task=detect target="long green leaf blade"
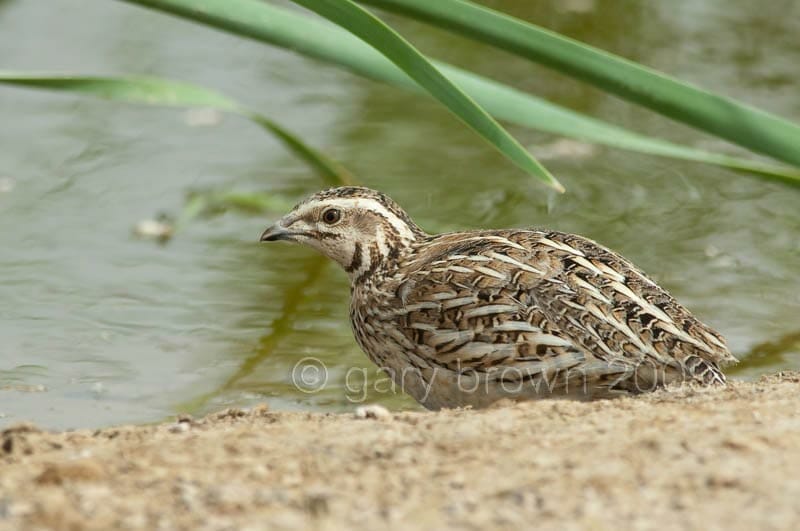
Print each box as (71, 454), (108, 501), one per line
(116, 0), (800, 185)
(0, 72), (352, 185)
(287, 0), (562, 191)
(361, 0), (800, 168)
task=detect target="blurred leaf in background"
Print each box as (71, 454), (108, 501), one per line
(118, 0), (800, 187)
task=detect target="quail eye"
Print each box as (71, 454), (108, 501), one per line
(322, 208), (341, 225)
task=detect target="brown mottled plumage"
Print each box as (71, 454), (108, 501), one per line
(260, 187), (737, 409)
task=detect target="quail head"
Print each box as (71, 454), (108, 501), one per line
(260, 186), (737, 409)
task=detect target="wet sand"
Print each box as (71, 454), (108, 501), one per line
(1, 373), (799, 530)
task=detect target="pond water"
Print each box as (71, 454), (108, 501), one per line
(1, 0), (799, 429)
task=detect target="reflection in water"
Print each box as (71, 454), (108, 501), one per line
(177, 254), (330, 413)
(731, 331), (800, 377)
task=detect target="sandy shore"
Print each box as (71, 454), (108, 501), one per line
(1, 373), (799, 530)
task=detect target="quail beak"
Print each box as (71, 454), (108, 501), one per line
(259, 223), (293, 242)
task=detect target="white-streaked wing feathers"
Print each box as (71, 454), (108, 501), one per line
(388, 229), (734, 392)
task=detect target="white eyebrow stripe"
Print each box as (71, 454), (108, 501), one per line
(296, 197), (417, 240)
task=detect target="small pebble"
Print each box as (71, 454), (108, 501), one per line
(0, 177), (15, 193)
(168, 422), (190, 434)
(133, 219), (174, 240)
(354, 404), (391, 420)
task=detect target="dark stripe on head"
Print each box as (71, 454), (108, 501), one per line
(345, 241), (363, 273)
(290, 230), (342, 240)
(356, 243), (382, 283)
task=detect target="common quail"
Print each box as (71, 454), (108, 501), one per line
(260, 187), (737, 409)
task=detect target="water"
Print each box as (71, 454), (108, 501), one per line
(1, 0), (798, 430)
